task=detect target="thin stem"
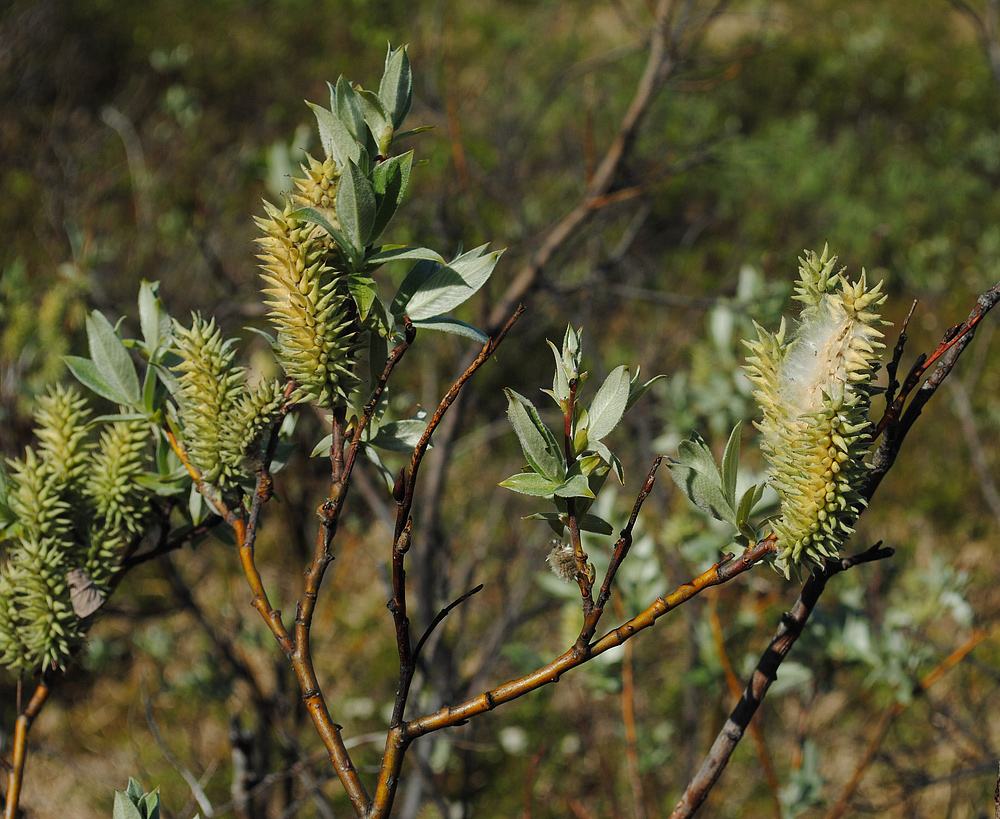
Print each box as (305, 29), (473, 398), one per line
(668, 543), (894, 819)
(579, 457), (663, 646)
(3, 679), (51, 819)
(406, 537), (776, 740)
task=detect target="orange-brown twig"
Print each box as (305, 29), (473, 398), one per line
(3, 679), (50, 819)
(406, 536), (777, 740)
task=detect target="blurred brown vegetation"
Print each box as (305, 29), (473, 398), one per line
(2, 0), (1000, 817)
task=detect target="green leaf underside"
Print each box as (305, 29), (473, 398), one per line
(288, 207), (358, 265)
(392, 248), (501, 321)
(64, 355), (133, 405)
(336, 160), (377, 252)
(504, 389), (565, 483)
(524, 511), (614, 535)
(308, 101), (360, 166)
(499, 472), (562, 497)
(721, 421), (743, 506)
(587, 365), (630, 441)
(411, 317), (487, 344)
(86, 311), (141, 406)
(368, 419), (429, 451)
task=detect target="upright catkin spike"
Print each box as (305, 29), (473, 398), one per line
(171, 314), (246, 486)
(255, 156), (359, 408)
(743, 248), (888, 575)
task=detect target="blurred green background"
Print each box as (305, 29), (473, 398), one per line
(2, 1), (1000, 817)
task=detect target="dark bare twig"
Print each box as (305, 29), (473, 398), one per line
(580, 457), (663, 646)
(869, 279), (1000, 499)
(669, 542), (895, 819)
(413, 584), (485, 663)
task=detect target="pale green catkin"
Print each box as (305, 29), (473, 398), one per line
(254, 154), (359, 408)
(743, 248), (887, 576)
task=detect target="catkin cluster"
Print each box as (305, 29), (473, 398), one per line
(0, 386), (152, 671)
(255, 155), (359, 407)
(744, 248), (887, 575)
(171, 315), (285, 490)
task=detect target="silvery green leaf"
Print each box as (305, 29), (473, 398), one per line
(668, 430), (738, 525)
(288, 207), (359, 266)
(587, 365), (630, 441)
(311, 433), (333, 458)
(735, 481), (764, 527)
(369, 150), (412, 240)
(524, 511), (614, 536)
(364, 444), (395, 490)
(504, 388), (565, 483)
(554, 473), (595, 499)
(348, 273), (379, 322)
(411, 317), (488, 344)
(390, 124), (435, 145)
(547, 339), (570, 406)
(371, 244), (444, 269)
(357, 88), (392, 153)
(379, 43), (413, 129)
(562, 324), (582, 368)
(334, 75), (366, 141)
(114, 791), (143, 819)
(667, 462), (736, 525)
(64, 355), (124, 404)
(337, 159), (377, 252)
(138, 280), (172, 355)
(676, 431), (723, 485)
(141, 365), (158, 415)
(401, 246), (502, 321)
(624, 371), (667, 414)
(368, 419), (429, 452)
(721, 421), (742, 507)
(307, 101), (359, 166)
(125, 778), (145, 803)
(86, 310), (141, 407)
(499, 471), (562, 497)
(593, 440), (626, 484)
(189, 483), (206, 525)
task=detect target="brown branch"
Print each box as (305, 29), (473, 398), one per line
(413, 584), (485, 664)
(408, 536), (776, 739)
(3, 678), (51, 819)
(361, 308), (525, 819)
(580, 457), (663, 646)
(668, 543), (894, 819)
(360, 538), (776, 819)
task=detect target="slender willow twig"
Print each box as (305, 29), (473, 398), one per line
(3, 678), (51, 819)
(579, 456), (663, 647)
(668, 542), (895, 819)
(367, 307), (525, 818)
(365, 534), (778, 819)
